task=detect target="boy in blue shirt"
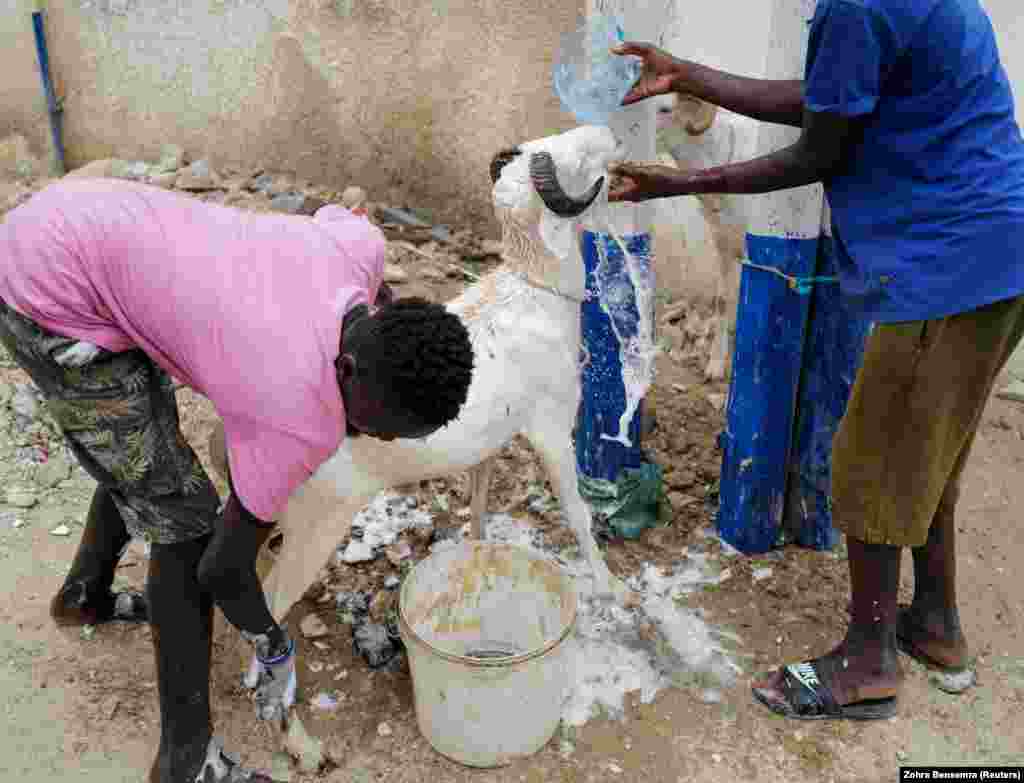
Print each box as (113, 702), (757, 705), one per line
(610, 0), (1024, 719)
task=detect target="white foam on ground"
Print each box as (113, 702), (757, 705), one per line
(454, 511), (741, 726)
(339, 499), (742, 728)
(339, 493), (434, 563)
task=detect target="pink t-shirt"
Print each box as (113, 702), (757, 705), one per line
(0, 178), (385, 522)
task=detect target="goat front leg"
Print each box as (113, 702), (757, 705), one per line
(467, 458), (495, 541)
(526, 418), (632, 603)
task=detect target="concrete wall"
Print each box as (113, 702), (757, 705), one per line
(1, 0), (585, 229)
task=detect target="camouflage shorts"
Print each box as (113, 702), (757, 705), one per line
(0, 298), (220, 545)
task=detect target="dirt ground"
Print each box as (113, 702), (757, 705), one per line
(0, 169), (1022, 783)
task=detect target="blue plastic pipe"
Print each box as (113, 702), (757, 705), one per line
(32, 8), (66, 175)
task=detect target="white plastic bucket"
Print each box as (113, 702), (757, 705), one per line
(398, 541), (578, 768)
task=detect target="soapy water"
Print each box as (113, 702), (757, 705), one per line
(588, 223), (659, 449)
(344, 500), (742, 728)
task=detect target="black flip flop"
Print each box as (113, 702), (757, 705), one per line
(751, 660), (898, 721)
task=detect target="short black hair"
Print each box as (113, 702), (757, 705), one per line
(345, 297), (473, 429)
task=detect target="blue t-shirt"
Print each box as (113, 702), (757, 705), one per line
(805, 0), (1024, 323)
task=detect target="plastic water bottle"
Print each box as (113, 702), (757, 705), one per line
(553, 15), (643, 126)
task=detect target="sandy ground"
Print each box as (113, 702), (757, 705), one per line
(0, 172), (1022, 782)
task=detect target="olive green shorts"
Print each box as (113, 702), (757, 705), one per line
(0, 298), (220, 545)
(831, 294), (1024, 547)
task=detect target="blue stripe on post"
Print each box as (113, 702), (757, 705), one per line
(783, 234), (871, 549)
(717, 233), (817, 553)
(575, 230), (650, 482)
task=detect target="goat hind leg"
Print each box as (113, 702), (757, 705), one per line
(467, 458), (495, 541)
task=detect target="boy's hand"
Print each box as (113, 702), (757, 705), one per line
(612, 42), (687, 106)
(608, 162), (688, 203)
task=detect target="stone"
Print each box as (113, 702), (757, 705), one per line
(311, 691), (340, 711)
(706, 392), (726, 412)
(11, 384), (39, 418)
(248, 173), (278, 194)
(269, 192), (310, 214)
(154, 144), (186, 173)
(109, 160), (151, 180)
(35, 456), (71, 489)
(50, 524), (72, 537)
(383, 264), (409, 284)
(668, 492), (699, 512)
(997, 379), (1024, 403)
(384, 575), (400, 589)
(300, 613), (329, 639)
(353, 620), (402, 669)
(0, 135), (40, 178)
(284, 715), (324, 773)
(148, 171), (178, 189)
(376, 722), (392, 737)
(6, 489), (38, 508)
(175, 160), (221, 191)
(341, 186), (367, 210)
(340, 539), (375, 564)
(420, 267), (445, 282)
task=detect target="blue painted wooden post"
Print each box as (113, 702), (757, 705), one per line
(717, 0), (826, 553)
(782, 219), (872, 549)
(576, 232), (651, 482)
(717, 235), (818, 552)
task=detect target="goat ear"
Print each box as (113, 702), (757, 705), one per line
(490, 147), (522, 184)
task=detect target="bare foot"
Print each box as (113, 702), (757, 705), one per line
(896, 605), (969, 670)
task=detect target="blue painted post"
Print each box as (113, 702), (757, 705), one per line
(716, 0), (826, 553)
(782, 219), (872, 549)
(576, 231), (651, 483)
(571, 1), (663, 538)
(31, 7), (66, 176)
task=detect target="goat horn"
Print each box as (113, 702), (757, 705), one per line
(529, 152), (605, 218)
(490, 147), (522, 184)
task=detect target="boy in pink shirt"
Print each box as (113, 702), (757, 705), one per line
(0, 178), (474, 782)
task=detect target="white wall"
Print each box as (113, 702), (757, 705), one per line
(985, 0), (1024, 120)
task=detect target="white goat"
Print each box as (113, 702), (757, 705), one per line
(240, 126), (631, 636)
(654, 93), (758, 380)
